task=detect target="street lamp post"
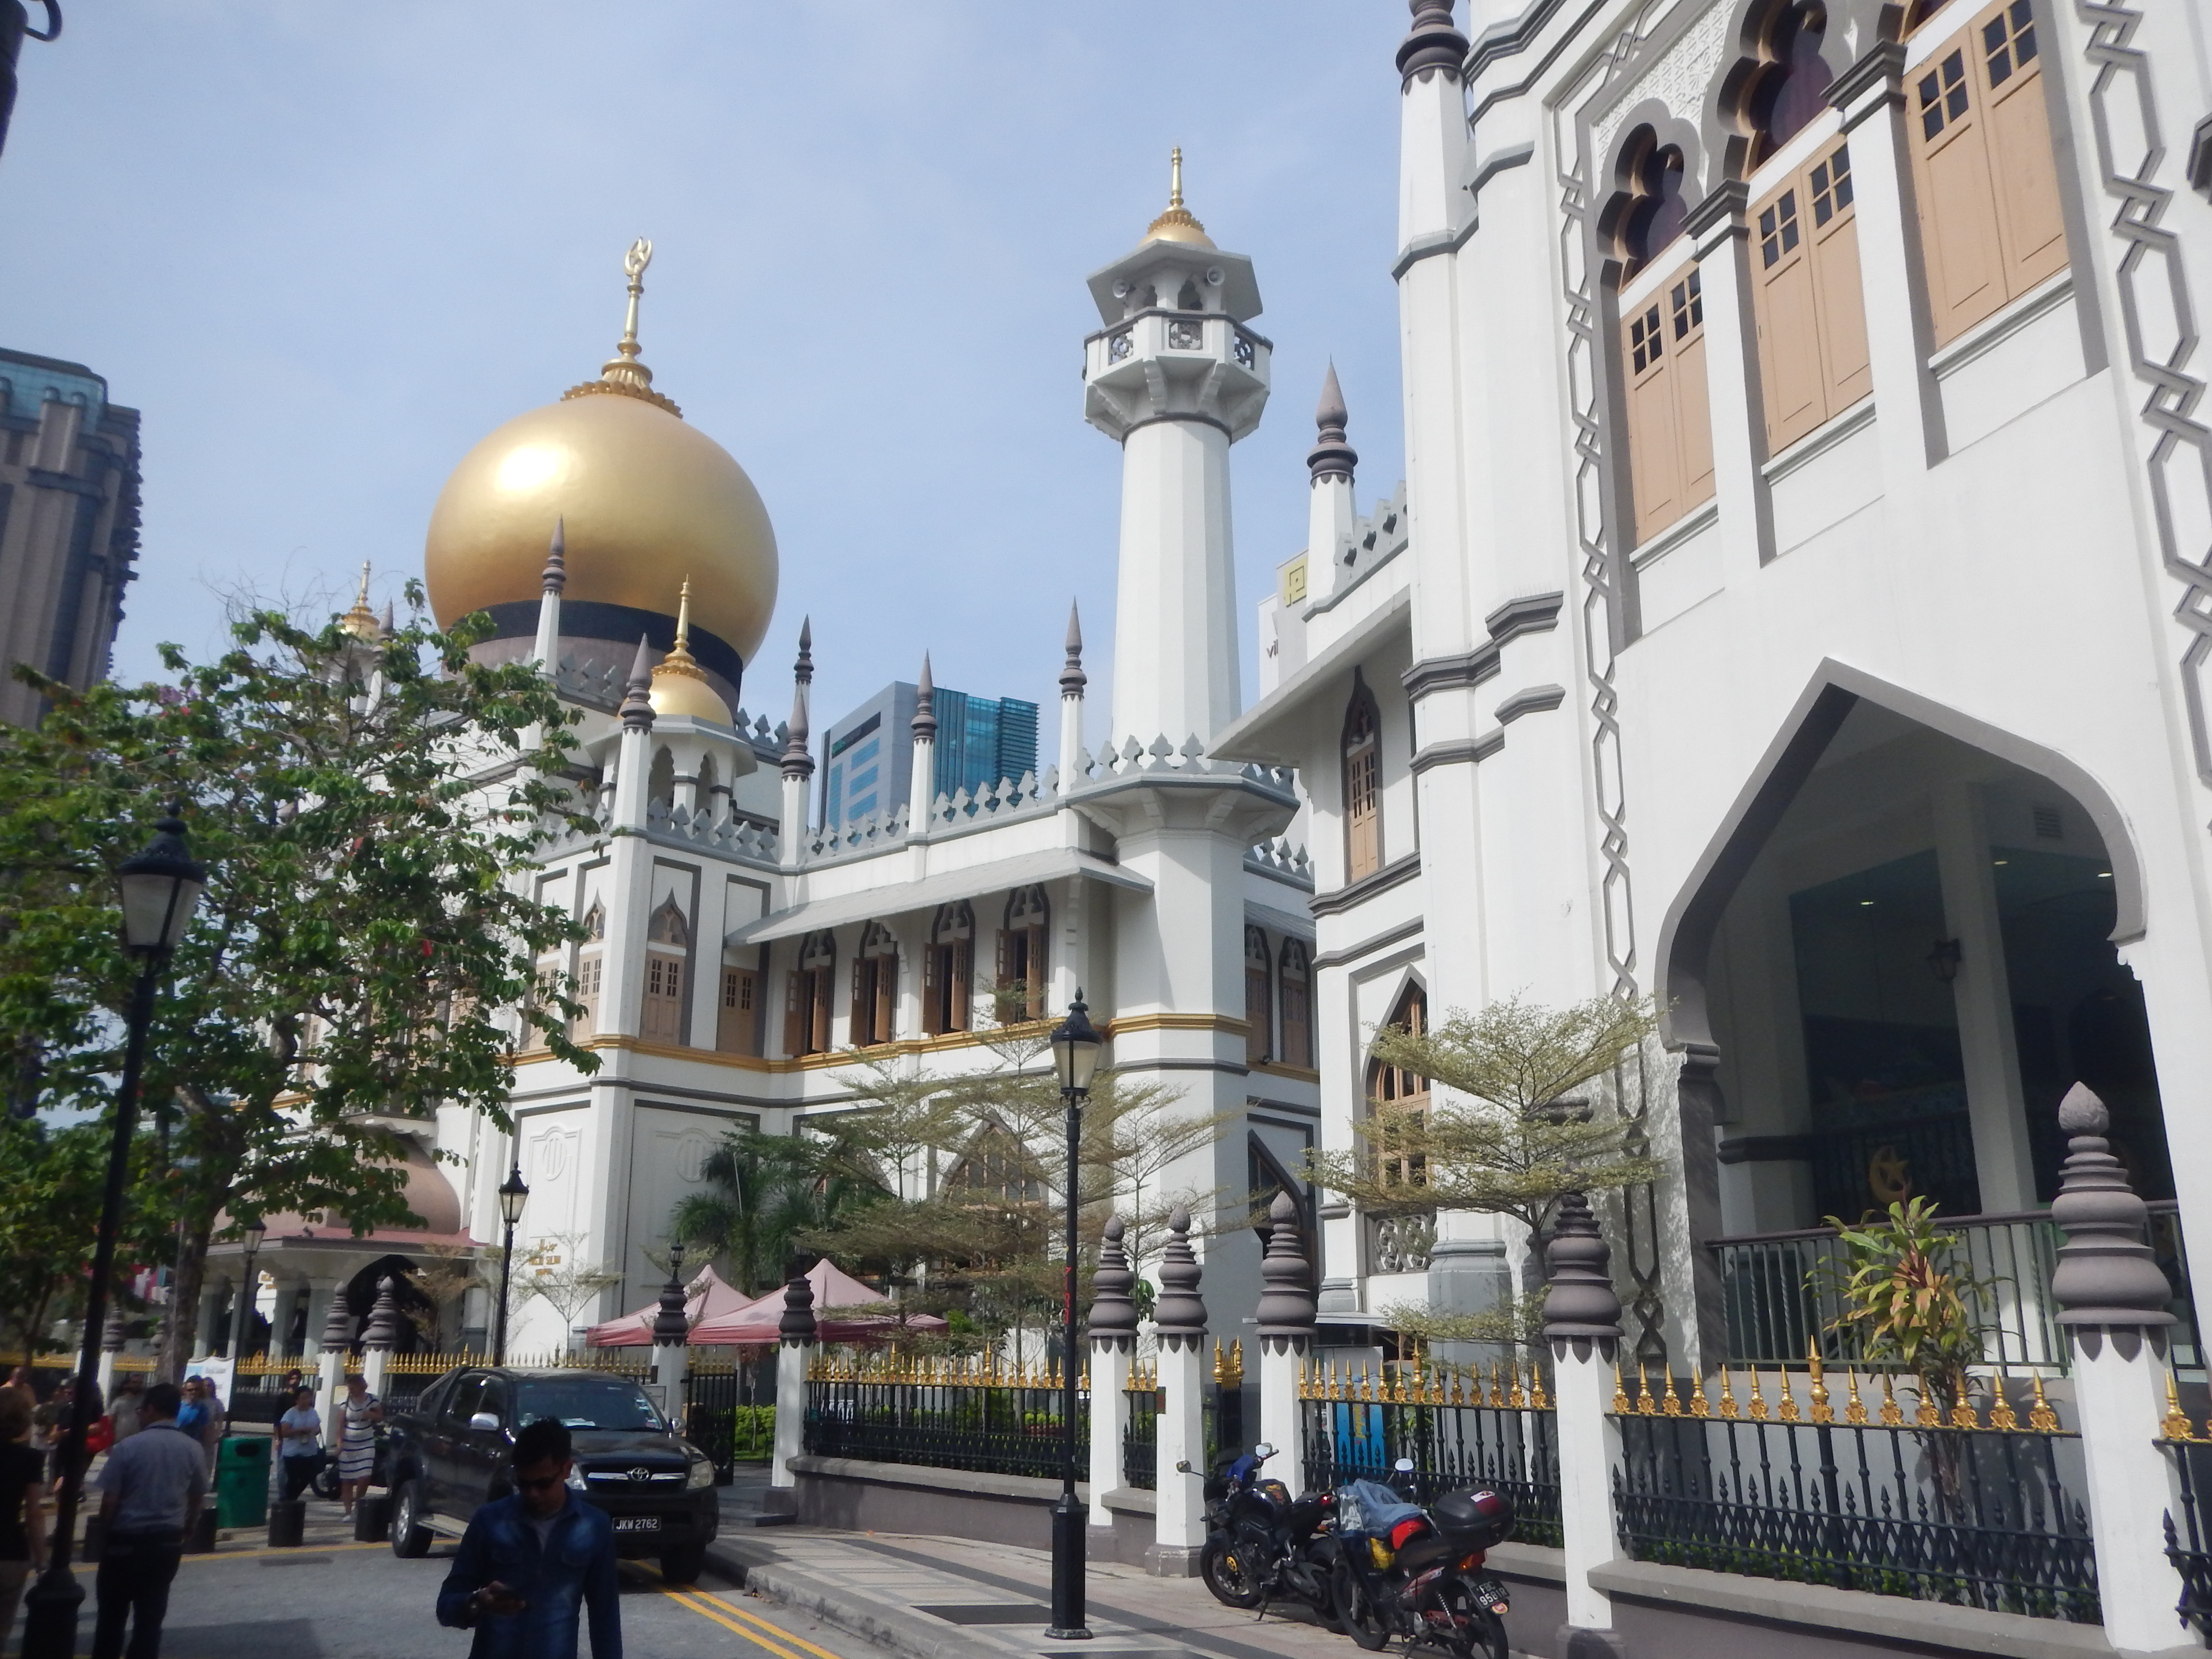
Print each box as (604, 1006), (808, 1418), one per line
(494, 1165), (529, 1364)
(1046, 993), (1102, 1642)
(228, 1216), (266, 1360)
(23, 811), (205, 1659)
(0, 1), (62, 164)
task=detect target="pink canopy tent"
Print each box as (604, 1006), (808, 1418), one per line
(585, 1263), (757, 1347)
(689, 1258), (947, 1345)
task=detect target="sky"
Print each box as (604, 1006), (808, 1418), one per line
(0, 4), (1412, 743)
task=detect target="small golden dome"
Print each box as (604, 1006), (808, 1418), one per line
(649, 579), (732, 724)
(338, 563), (382, 640)
(423, 240), (779, 674)
(1144, 146), (1215, 249)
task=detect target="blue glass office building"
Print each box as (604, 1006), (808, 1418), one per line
(818, 681), (1039, 827)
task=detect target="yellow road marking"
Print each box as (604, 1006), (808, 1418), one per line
(683, 1587), (855, 1659)
(624, 1556), (843, 1659)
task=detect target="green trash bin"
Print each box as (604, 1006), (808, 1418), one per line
(214, 1434), (269, 1530)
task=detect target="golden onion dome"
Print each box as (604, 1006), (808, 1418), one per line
(422, 240), (778, 684)
(1143, 147), (1215, 249)
(649, 579), (732, 724)
(337, 563), (383, 640)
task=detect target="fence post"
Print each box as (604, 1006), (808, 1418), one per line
(649, 1259), (691, 1420)
(95, 1307), (124, 1407)
(1256, 1190), (1316, 1497)
(1544, 1191), (1627, 1659)
(770, 1274), (816, 1505)
(1087, 1215), (1139, 1550)
(2048, 1083), (2189, 1652)
(1148, 1204), (1206, 1576)
(359, 1277), (400, 1401)
(314, 1290), (351, 1410)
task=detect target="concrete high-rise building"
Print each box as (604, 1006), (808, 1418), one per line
(0, 349), (142, 728)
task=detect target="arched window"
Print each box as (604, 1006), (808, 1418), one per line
(924, 902), (975, 1035)
(1613, 134), (1691, 278)
(1343, 673), (1383, 882)
(1244, 926), (1273, 1065)
(850, 921), (899, 1047)
(1612, 128), (1715, 546)
(648, 746), (676, 812)
(997, 886), (1049, 1023)
(641, 896), (689, 1042)
(697, 753), (720, 808)
(1278, 938), (1313, 1070)
(574, 902), (606, 1036)
(945, 1119), (1044, 1204)
(1737, 0), (1834, 169)
(785, 930), (837, 1057)
(1366, 984), (1431, 1187)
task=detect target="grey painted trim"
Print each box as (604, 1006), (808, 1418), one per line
(1928, 270), (2077, 381)
(1483, 590), (1564, 645)
(1117, 411), (1232, 444)
(1759, 394), (1878, 484)
(1246, 900), (1315, 940)
(1401, 642), (1499, 700)
(1311, 916), (1424, 973)
(1391, 223), (1476, 283)
(633, 1098), (763, 1126)
(1308, 851), (1422, 918)
(1494, 684), (1566, 726)
(1467, 141), (1536, 203)
(1301, 537), (1406, 616)
(1826, 38), (1903, 111)
(1683, 177), (1746, 241)
(1717, 1135), (1813, 1165)
(1130, 1058), (1252, 1078)
(1249, 1113), (1320, 1134)
(1409, 731), (1505, 774)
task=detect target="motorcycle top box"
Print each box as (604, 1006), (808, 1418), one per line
(1431, 1489), (1516, 1551)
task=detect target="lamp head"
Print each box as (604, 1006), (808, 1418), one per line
(1050, 992), (1103, 1095)
(498, 1164), (531, 1227)
(116, 813), (207, 955)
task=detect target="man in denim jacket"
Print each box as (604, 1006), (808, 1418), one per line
(437, 1418), (623, 1659)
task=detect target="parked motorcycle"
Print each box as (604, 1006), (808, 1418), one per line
(1329, 1472), (1515, 1659)
(1183, 1443), (1341, 1626)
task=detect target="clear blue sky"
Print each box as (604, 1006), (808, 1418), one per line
(0, 4), (1411, 740)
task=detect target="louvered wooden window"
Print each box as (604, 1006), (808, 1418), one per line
(1750, 137), (1872, 451)
(1909, 0), (2068, 347)
(1343, 675), (1383, 882)
(923, 903), (974, 1035)
(1368, 986), (1430, 1187)
(1278, 939), (1313, 1070)
(784, 932), (836, 1057)
(850, 923), (898, 1047)
(642, 954), (684, 1042)
(573, 953), (603, 1037)
(995, 886), (1049, 1022)
(1244, 926), (1273, 1065)
(1622, 262), (1716, 544)
(717, 966), (757, 1055)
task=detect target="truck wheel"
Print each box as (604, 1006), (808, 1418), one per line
(661, 1543), (708, 1585)
(389, 1480), (433, 1559)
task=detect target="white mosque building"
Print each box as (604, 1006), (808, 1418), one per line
(218, 0), (2212, 1376)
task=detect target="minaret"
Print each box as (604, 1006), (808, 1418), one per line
(778, 619), (814, 861)
(531, 518), (567, 673)
(909, 652), (938, 820)
(610, 636), (657, 830)
(1306, 364), (1358, 603)
(1083, 149), (1269, 749)
(1057, 601), (1086, 795)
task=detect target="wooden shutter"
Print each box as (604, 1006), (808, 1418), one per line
(922, 945), (942, 1036)
(641, 954), (682, 1043)
(994, 929), (1010, 1020)
(1025, 926), (1047, 1019)
(809, 969), (832, 1054)
(784, 970), (805, 1057)
(1978, 0), (2066, 293)
(1807, 141), (1872, 410)
(1751, 139), (1871, 453)
(1281, 971), (1311, 1070)
(850, 956), (870, 1045)
(1665, 269), (1714, 508)
(1623, 293), (1683, 539)
(951, 939), (972, 1032)
(719, 967), (756, 1054)
(875, 950), (896, 1042)
(1246, 966), (1271, 1064)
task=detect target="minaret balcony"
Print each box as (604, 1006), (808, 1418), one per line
(1082, 310), (1272, 442)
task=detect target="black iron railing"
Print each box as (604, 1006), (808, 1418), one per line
(803, 1354), (1085, 1482)
(683, 1362), (771, 1483)
(1299, 1360), (1562, 1548)
(2159, 1421), (2212, 1644)
(1123, 1363), (1158, 1490)
(1613, 1362), (2097, 1623)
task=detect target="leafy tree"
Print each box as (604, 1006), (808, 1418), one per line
(0, 593), (599, 1380)
(1309, 992), (1663, 1290)
(0, 1117), (164, 1355)
(669, 1124), (892, 1296)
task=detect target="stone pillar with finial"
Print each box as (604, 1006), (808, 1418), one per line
(1543, 1191), (1628, 1658)
(909, 652), (938, 824)
(1148, 1204), (1208, 1576)
(532, 518), (567, 676)
(649, 1245), (693, 1418)
(1255, 1190), (1317, 1497)
(96, 1306), (126, 1405)
(1085, 1215), (1139, 1541)
(2047, 1082), (2189, 1650)
(1058, 602), (1086, 796)
(768, 1273), (817, 1509)
(779, 621), (814, 864)
(359, 1277), (401, 1401)
(1304, 365), (1358, 605)
(316, 1288), (353, 1414)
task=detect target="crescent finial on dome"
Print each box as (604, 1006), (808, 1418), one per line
(565, 237), (683, 418)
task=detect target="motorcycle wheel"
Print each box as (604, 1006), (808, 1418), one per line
(1201, 1539), (1264, 1609)
(1330, 1558), (1392, 1652)
(1430, 1579), (1508, 1659)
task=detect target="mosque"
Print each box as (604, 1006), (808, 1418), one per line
(215, 0), (2212, 1378)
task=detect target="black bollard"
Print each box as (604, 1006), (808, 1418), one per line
(267, 1498), (305, 1548)
(352, 1493), (389, 1543)
(188, 1502), (219, 1553)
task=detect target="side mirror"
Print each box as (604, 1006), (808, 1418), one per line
(1175, 1460), (1194, 1474)
(1394, 1458), (1416, 1473)
(1253, 1442), (1276, 1459)
(469, 1412), (500, 1431)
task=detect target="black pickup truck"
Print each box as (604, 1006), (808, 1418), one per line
(383, 1365), (720, 1582)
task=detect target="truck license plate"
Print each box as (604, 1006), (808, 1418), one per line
(613, 1517), (661, 1534)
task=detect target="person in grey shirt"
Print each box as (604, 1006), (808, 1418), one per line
(92, 1381), (206, 1659)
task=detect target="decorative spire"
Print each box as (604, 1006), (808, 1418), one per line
(562, 237), (683, 418)
(781, 618), (815, 779)
(1087, 1214), (1139, 1348)
(1255, 1190), (1317, 1347)
(1143, 146), (1216, 249)
(361, 1276), (403, 1352)
(542, 518), (568, 593)
(338, 563), (381, 640)
(1153, 1203), (1208, 1347)
(649, 578), (719, 712)
(2050, 1082), (2176, 1331)
(1541, 1190), (1624, 1344)
(1059, 601), (1087, 695)
(619, 634), (657, 732)
(319, 1287), (354, 1353)
(911, 652), (938, 741)
(1308, 362), (1357, 485)
(779, 1272), (818, 1346)
(1397, 0), (1468, 87)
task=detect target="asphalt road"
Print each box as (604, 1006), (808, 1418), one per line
(72, 1534), (872, 1659)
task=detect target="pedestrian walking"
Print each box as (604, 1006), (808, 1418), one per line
(91, 1380), (206, 1659)
(436, 1418), (622, 1659)
(110, 1373), (145, 1443)
(173, 1376), (211, 1444)
(0, 1388), (50, 1652)
(335, 1373), (381, 1518)
(275, 1386), (324, 1501)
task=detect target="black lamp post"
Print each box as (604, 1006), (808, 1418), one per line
(228, 1216), (266, 1360)
(1045, 993), (1102, 1642)
(23, 810), (204, 1659)
(0, 1), (62, 164)
(494, 1164), (529, 1364)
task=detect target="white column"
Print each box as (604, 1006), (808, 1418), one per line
(300, 1279), (337, 1361)
(1686, 184), (1774, 587)
(1110, 419), (1240, 746)
(1255, 1190), (1318, 1498)
(315, 1288), (352, 1417)
(1544, 1193), (1628, 1652)
(1150, 1335), (1205, 1575)
(770, 1276), (816, 1497)
(1932, 780), (2036, 1212)
(1058, 603), (1086, 796)
(779, 620), (814, 863)
(1087, 1215), (1140, 1535)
